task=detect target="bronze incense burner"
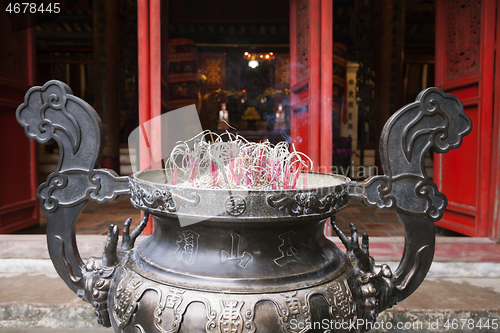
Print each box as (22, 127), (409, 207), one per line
(16, 80), (471, 332)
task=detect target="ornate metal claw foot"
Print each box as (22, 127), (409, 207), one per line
(331, 220), (397, 325)
(80, 214), (149, 327)
(121, 213), (150, 251)
(102, 213), (150, 266)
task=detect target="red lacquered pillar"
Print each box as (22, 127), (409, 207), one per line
(138, 0), (153, 234)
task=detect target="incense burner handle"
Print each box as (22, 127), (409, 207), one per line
(348, 88), (472, 307)
(16, 80), (135, 326)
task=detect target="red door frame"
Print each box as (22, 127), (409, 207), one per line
(434, 0), (496, 237)
(138, 0), (162, 234)
(138, 0), (162, 169)
(290, 0), (333, 172)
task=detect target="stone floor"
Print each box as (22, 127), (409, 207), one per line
(15, 197), (408, 237)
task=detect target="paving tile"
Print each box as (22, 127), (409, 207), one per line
(118, 209), (142, 216)
(362, 223), (397, 231)
(361, 230), (391, 237)
(392, 223), (404, 231)
(334, 222), (350, 229)
(340, 207), (361, 213)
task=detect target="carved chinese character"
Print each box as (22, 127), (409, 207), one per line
(285, 298), (301, 315)
(327, 280), (355, 319)
(218, 300), (244, 333)
(173, 230), (199, 265)
(274, 230), (300, 266)
(225, 196), (246, 216)
(221, 233), (252, 268)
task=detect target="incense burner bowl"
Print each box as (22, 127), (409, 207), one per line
(16, 81), (472, 332)
(115, 170), (362, 333)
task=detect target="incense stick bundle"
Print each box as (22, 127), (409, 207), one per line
(164, 131), (313, 190)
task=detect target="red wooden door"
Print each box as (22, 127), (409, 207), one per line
(0, 14), (38, 233)
(289, 0), (332, 171)
(435, 0), (495, 236)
